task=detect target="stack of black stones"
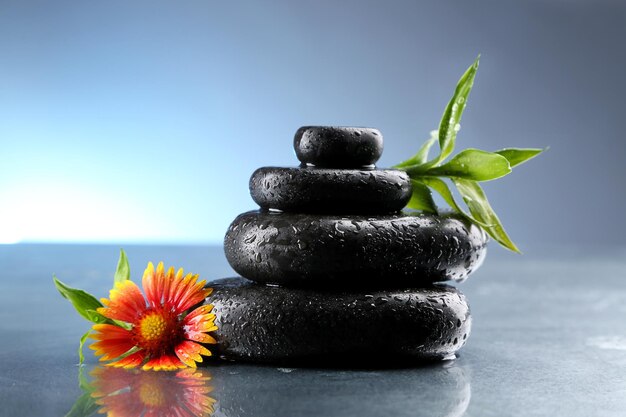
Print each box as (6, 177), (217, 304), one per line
(206, 127), (488, 364)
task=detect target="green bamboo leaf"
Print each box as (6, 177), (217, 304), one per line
(419, 177), (466, 215)
(53, 276), (108, 324)
(430, 56), (480, 166)
(426, 148), (511, 181)
(419, 176), (492, 228)
(394, 131), (438, 168)
(407, 180), (438, 213)
(114, 249), (130, 284)
(495, 148), (545, 168)
(452, 178), (521, 253)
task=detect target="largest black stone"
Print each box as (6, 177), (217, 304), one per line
(224, 211), (488, 288)
(205, 277), (471, 364)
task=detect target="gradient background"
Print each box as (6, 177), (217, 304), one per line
(1, 0), (624, 251)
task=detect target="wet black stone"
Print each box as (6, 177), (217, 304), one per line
(205, 277), (472, 364)
(294, 126), (383, 168)
(224, 211), (488, 288)
(249, 167), (412, 214)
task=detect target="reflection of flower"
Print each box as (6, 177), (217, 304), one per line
(90, 262), (218, 370)
(91, 366), (216, 417)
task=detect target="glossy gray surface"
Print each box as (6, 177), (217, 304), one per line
(1, 244), (625, 416)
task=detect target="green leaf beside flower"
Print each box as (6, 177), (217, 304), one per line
(53, 276), (109, 324)
(114, 249), (130, 284)
(54, 276), (116, 365)
(54, 250), (133, 365)
(77, 330), (91, 365)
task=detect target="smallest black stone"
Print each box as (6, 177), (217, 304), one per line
(294, 126), (383, 168)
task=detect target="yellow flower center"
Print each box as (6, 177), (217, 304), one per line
(139, 313), (167, 341)
(138, 380), (166, 407)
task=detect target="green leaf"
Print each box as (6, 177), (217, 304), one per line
(53, 276), (108, 324)
(114, 249), (130, 284)
(452, 178), (521, 253)
(77, 330), (91, 365)
(430, 56), (480, 167)
(418, 176), (492, 228)
(84, 309), (110, 324)
(407, 180), (438, 213)
(495, 148), (545, 168)
(426, 148), (512, 181)
(394, 131), (438, 168)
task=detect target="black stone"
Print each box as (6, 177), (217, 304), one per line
(205, 277), (472, 364)
(249, 167), (412, 214)
(294, 126), (383, 167)
(224, 211), (488, 288)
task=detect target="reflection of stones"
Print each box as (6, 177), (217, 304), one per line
(294, 126), (383, 167)
(209, 363), (471, 417)
(224, 210), (487, 287)
(205, 277), (471, 363)
(249, 167), (412, 213)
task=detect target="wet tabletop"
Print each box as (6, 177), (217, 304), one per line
(1, 244), (625, 417)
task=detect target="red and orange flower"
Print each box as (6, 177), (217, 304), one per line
(90, 262), (218, 371)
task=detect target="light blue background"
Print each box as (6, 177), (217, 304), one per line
(1, 0), (624, 250)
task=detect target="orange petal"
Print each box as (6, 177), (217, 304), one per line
(143, 261), (168, 307)
(91, 323), (133, 338)
(142, 354), (185, 371)
(170, 273), (197, 313)
(175, 340), (212, 367)
(185, 304), (213, 322)
(162, 266), (177, 306)
(186, 332), (217, 344)
(194, 321), (218, 333)
(90, 338), (136, 361)
(90, 324), (136, 360)
(185, 313), (216, 328)
(99, 280), (146, 323)
(176, 279), (212, 312)
(142, 262), (156, 306)
(184, 308), (217, 344)
(107, 351), (146, 369)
